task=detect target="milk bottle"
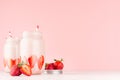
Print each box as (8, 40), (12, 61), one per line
(31, 25), (45, 74)
(20, 31), (32, 64)
(3, 32), (19, 72)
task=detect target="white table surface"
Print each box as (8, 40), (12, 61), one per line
(1, 71), (120, 80)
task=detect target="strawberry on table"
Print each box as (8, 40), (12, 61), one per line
(10, 65), (21, 76)
(20, 64), (32, 76)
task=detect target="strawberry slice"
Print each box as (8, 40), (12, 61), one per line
(3, 59), (7, 67)
(8, 59), (16, 69)
(15, 57), (21, 64)
(28, 55), (37, 68)
(38, 55), (44, 70)
(20, 64), (32, 76)
(17, 57), (21, 64)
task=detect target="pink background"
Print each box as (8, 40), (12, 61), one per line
(0, 0), (120, 71)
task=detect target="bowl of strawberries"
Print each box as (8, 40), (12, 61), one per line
(45, 59), (64, 74)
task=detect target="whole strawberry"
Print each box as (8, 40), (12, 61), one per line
(10, 65), (21, 76)
(54, 59), (64, 70)
(45, 63), (55, 70)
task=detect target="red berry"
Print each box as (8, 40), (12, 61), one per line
(8, 59), (16, 69)
(45, 63), (55, 70)
(17, 57), (21, 64)
(28, 55), (37, 68)
(38, 55), (44, 70)
(20, 64), (32, 76)
(3, 58), (6, 67)
(10, 65), (21, 76)
(54, 59), (64, 70)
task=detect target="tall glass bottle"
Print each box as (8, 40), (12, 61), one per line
(31, 25), (45, 74)
(3, 32), (19, 72)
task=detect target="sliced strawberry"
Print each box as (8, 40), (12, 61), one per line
(28, 55), (37, 68)
(20, 64), (32, 76)
(17, 57), (21, 64)
(8, 59), (16, 69)
(15, 57), (21, 65)
(3, 59), (6, 67)
(38, 55), (44, 70)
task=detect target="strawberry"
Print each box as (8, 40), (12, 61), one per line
(17, 57), (21, 64)
(45, 63), (55, 70)
(38, 55), (44, 70)
(28, 55), (37, 68)
(10, 65), (21, 76)
(54, 59), (64, 70)
(20, 64), (32, 76)
(8, 59), (16, 69)
(3, 59), (6, 67)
